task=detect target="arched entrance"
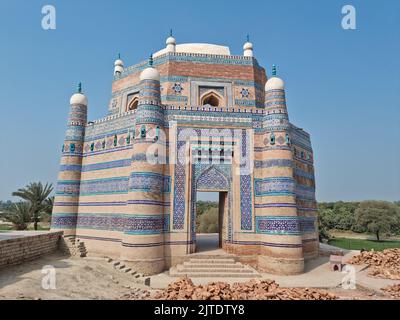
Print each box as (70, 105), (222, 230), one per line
(190, 164), (232, 253)
(200, 91), (222, 107)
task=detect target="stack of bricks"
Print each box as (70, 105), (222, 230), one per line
(59, 237), (87, 257)
(0, 231), (63, 268)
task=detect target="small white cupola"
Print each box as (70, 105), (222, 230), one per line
(70, 82), (88, 106)
(243, 34), (253, 57)
(114, 53), (124, 76)
(140, 55), (160, 82)
(265, 65), (285, 91)
(166, 29), (176, 53)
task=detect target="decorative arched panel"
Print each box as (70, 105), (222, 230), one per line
(196, 165), (229, 191)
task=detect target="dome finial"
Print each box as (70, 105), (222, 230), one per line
(170, 28), (173, 37)
(118, 52), (121, 59)
(70, 82), (88, 105)
(246, 34), (250, 42)
(148, 54), (153, 67)
(272, 64), (277, 76)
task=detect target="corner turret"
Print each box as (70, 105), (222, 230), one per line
(51, 83), (88, 237)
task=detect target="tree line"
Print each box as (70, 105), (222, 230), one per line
(319, 200), (400, 241)
(0, 182), (53, 230)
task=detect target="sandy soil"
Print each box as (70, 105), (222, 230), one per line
(0, 253), (152, 300)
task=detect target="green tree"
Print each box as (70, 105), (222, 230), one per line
(43, 196), (54, 215)
(12, 182), (53, 230)
(197, 207), (218, 233)
(4, 202), (32, 230)
(317, 213), (330, 242)
(355, 201), (399, 241)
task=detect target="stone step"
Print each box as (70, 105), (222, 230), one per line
(177, 267), (254, 273)
(188, 258), (236, 264)
(170, 270), (261, 278)
(183, 262), (243, 269)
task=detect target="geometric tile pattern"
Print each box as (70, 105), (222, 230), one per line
(256, 216), (316, 235)
(254, 177), (295, 197)
(129, 172), (171, 193)
(52, 213), (168, 234)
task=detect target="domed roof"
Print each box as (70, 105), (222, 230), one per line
(166, 36), (176, 45)
(140, 67), (160, 81)
(70, 93), (88, 106)
(265, 77), (285, 91)
(243, 42), (253, 50)
(153, 43), (231, 57)
(114, 59), (124, 67)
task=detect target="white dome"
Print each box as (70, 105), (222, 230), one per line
(140, 67), (160, 81)
(243, 42), (253, 50)
(265, 77), (285, 91)
(114, 59), (124, 67)
(70, 93), (88, 106)
(166, 36), (176, 45)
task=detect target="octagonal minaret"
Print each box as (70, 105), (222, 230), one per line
(257, 66), (304, 274)
(51, 84), (88, 237)
(120, 56), (166, 274)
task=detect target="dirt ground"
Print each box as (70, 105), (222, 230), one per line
(0, 253), (152, 300)
(0, 253), (398, 300)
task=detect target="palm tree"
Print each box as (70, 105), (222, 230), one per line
(5, 202), (32, 230)
(43, 196), (54, 215)
(12, 182), (53, 230)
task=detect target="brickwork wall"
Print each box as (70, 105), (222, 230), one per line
(0, 231), (63, 268)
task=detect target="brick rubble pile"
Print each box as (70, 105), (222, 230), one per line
(347, 248), (400, 280)
(381, 284), (400, 299)
(153, 277), (337, 300)
(120, 288), (151, 300)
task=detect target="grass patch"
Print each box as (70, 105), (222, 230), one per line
(27, 225), (50, 231)
(0, 224), (50, 232)
(329, 237), (400, 251)
(0, 224), (13, 231)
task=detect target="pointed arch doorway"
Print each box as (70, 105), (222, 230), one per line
(189, 164), (232, 253)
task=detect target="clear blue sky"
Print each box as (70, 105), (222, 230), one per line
(0, 0), (399, 202)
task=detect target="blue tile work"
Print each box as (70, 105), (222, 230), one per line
(79, 177), (129, 196)
(55, 180), (81, 196)
(254, 159), (293, 169)
(256, 216), (300, 235)
(294, 168), (315, 180)
(53, 213), (168, 234)
(196, 165), (230, 191)
(172, 128), (253, 230)
(254, 177), (296, 197)
(59, 164), (82, 172)
(129, 172), (171, 193)
(240, 129), (253, 230)
(235, 99), (264, 108)
(295, 184), (316, 201)
(299, 216), (316, 233)
(51, 213), (78, 229)
(255, 216), (316, 235)
(81, 159), (131, 172)
(161, 95), (188, 102)
(240, 175), (253, 230)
